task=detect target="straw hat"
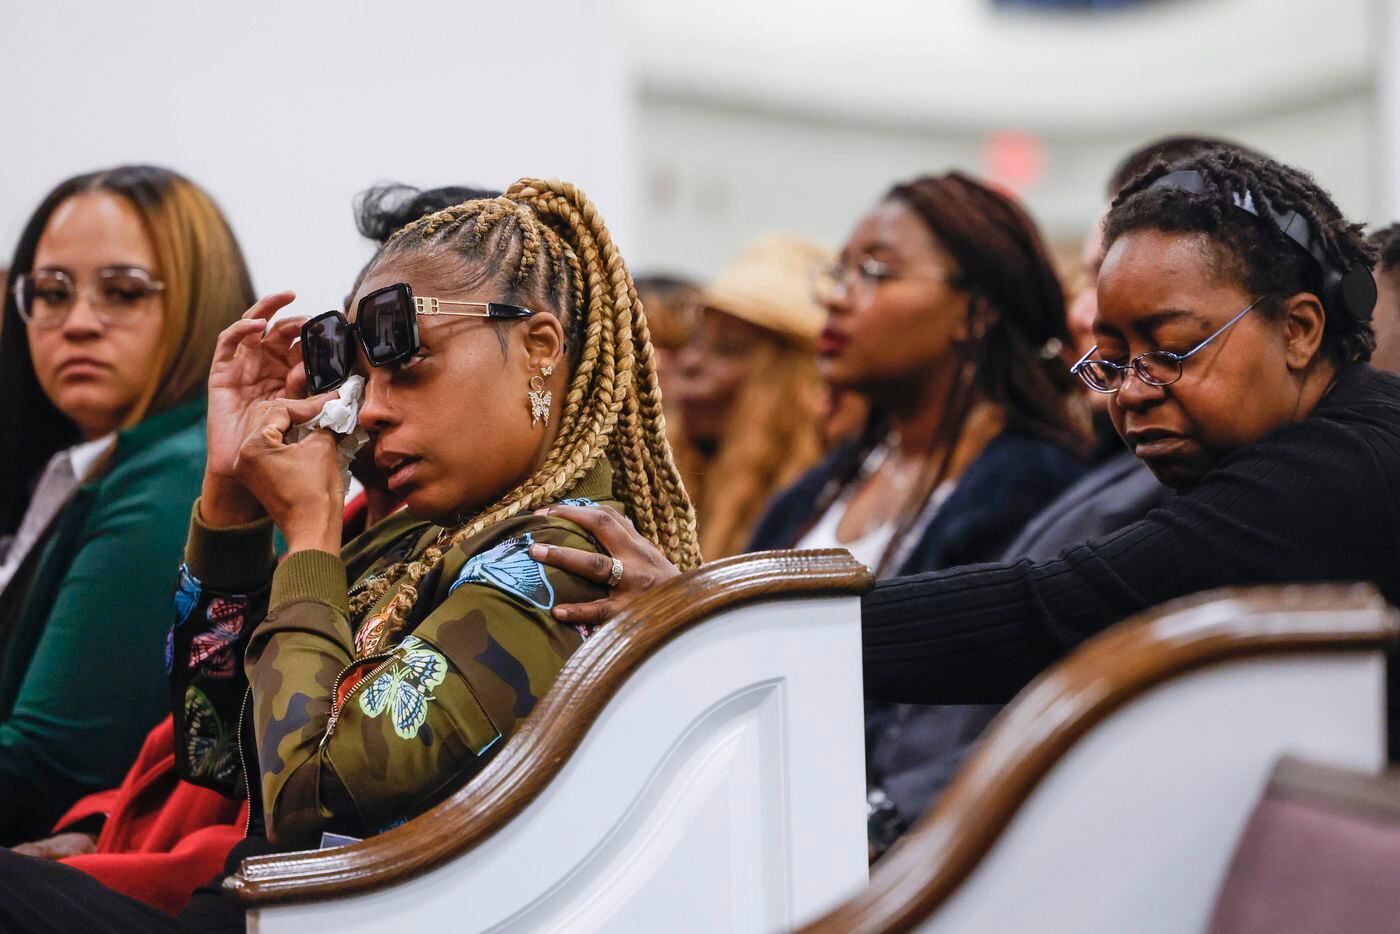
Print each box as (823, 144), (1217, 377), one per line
(697, 234), (833, 344)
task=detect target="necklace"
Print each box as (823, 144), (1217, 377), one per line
(866, 430), (937, 493)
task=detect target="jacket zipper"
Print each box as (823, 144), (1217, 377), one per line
(237, 556), (407, 835)
(321, 654), (395, 746)
(239, 653), (397, 835)
(236, 686), (253, 836)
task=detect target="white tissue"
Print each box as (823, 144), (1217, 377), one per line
(286, 375), (370, 488)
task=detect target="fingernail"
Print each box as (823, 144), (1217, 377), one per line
(530, 544), (550, 560)
(554, 606), (570, 621)
(534, 507), (553, 517)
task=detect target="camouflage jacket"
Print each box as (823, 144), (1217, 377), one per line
(169, 463), (614, 849)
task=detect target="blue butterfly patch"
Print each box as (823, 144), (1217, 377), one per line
(173, 566), (201, 626)
(555, 497), (598, 508)
(358, 636), (449, 740)
(167, 566), (204, 673)
(450, 533), (555, 610)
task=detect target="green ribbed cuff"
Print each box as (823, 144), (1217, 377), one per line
(185, 499), (276, 592)
(270, 549), (349, 617)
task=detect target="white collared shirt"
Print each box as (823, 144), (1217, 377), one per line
(0, 434), (116, 593)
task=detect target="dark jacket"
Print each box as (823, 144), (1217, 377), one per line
(1003, 449), (1172, 562)
(751, 431), (1087, 573)
(0, 398), (207, 844)
(752, 430), (1086, 833)
(862, 365), (1400, 755)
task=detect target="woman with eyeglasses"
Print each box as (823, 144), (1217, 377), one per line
(750, 175), (1087, 574)
(532, 148), (1400, 757)
(540, 172), (1090, 855)
(0, 183), (494, 918)
(738, 173), (1089, 854)
(0, 166), (253, 846)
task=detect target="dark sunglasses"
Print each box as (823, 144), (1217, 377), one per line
(301, 282), (535, 394)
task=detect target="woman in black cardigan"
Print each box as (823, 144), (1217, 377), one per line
(534, 147), (1397, 743)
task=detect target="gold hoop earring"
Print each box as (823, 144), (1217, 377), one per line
(529, 366), (554, 426)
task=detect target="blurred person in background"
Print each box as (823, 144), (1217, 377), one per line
(0, 166), (253, 845)
(743, 172), (1090, 853)
(7, 183), (483, 916)
(351, 183), (500, 246)
(632, 273), (701, 488)
(672, 235), (834, 559)
(633, 273), (698, 406)
(1367, 223), (1400, 373)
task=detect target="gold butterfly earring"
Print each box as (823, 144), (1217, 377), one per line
(529, 365), (554, 426)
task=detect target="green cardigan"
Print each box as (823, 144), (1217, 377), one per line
(0, 397), (206, 844)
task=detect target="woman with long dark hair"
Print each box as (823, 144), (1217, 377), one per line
(0, 166), (253, 843)
(749, 173), (1087, 574)
(706, 173), (1087, 850)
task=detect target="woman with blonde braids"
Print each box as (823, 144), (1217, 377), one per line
(0, 179), (698, 933)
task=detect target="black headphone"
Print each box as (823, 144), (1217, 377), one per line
(1149, 169), (1377, 323)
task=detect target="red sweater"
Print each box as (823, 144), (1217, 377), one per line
(49, 493), (388, 913)
(53, 715), (245, 915)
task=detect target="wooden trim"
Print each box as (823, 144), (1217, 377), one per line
(800, 583), (1400, 934)
(226, 548), (872, 905)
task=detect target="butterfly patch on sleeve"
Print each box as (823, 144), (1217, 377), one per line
(188, 596), (249, 679)
(184, 685), (238, 783)
(168, 566), (205, 673)
(358, 635), (449, 740)
(173, 565), (202, 626)
(449, 533), (555, 610)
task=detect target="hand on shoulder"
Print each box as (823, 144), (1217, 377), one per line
(527, 503), (682, 629)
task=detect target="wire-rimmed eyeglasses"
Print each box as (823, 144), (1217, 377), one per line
(1070, 297), (1263, 394)
(811, 257), (950, 306)
(13, 267), (165, 329)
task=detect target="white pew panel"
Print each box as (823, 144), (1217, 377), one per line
(803, 584), (1399, 934)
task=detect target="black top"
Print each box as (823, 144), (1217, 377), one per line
(750, 431), (1086, 572)
(863, 364), (1400, 707)
(1002, 449), (1172, 562)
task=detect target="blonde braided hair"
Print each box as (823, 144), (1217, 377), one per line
(347, 179), (699, 655)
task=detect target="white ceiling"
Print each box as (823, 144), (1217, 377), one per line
(624, 0), (1374, 133)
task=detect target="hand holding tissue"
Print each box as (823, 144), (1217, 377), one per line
(286, 375), (371, 487)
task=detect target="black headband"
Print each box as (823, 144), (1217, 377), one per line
(1149, 169), (1376, 323)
